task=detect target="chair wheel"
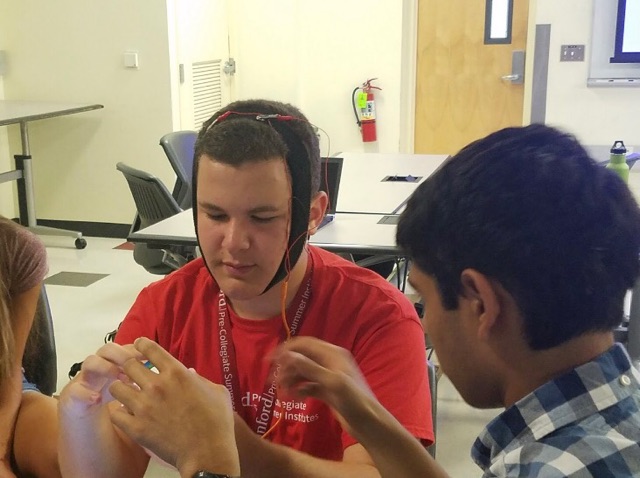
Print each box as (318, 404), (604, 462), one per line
(75, 238), (87, 249)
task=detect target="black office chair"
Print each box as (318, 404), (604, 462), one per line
(616, 277), (640, 370)
(22, 285), (57, 396)
(116, 162), (193, 274)
(426, 359), (438, 458)
(159, 130), (197, 209)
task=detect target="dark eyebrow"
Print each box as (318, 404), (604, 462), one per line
(198, 202), (282, 214)
(198, 202), (224, 213)
(247, 206), (282, 214)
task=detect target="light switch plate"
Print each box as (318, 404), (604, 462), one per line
(560, 44), (585, 62)
(123, 51), (139, 69)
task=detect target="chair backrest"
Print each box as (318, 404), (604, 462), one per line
(159, 130), (197, 209)
(627, 277), (640, 369)
(22, 285), (57, 396)
(426, 359), (438, 458)
(117, 162), (185, 275)
(116, 162), (182, 230)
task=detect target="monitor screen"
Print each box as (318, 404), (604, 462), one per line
(319, 157), (343, 214)
(611, 0), (640, 63)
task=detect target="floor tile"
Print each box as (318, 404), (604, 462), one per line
(44, 271), (109, 287)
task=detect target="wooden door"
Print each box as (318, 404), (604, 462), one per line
(414, 0), (529, 154)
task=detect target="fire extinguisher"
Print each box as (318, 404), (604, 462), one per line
(352, 78), (381, 142)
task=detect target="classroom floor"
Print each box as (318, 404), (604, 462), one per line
(44, 235), (499, 477)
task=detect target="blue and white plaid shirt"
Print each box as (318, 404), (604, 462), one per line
(472, 344), (640, 477)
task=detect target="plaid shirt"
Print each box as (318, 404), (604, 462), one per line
(472, 344), (640, 477)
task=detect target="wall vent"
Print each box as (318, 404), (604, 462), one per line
(192, 59), (222, 128)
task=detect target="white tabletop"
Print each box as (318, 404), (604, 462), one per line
(310, 213), (399, 254)
(129, 209), (401, 255)
(628, 169), (640, 203)
(334, 152), (448, 214)
(130, 209), (196, 246)
(0, 100), (103, 126)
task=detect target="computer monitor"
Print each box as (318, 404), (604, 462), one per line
(612, 0), (640, 63)
(317, 157), (343, 228)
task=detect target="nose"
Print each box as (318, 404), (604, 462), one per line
(222, 219), (250, 252)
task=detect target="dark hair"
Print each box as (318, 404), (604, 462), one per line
(397, 124), (640, 350)
(194, 99), (321, 194)
(192, 99), (320, 292)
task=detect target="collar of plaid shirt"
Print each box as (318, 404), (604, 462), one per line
(472, 343), (640, 477)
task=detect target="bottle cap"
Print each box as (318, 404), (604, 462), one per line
(610, 140), (627, 155)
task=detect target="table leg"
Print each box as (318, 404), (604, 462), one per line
(18, 121), (40, 226)
(13, 154), (31, 226)
(15, 121), (87, 249)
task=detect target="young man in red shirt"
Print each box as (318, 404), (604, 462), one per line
(109, 123), (640, 478)
(58, 99), (432, 478)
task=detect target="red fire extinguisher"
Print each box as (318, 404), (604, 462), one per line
(352, 78), (381, 142)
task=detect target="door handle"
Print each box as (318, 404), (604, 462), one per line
(502, 50), (525, 84)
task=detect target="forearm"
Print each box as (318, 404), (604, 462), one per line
(0, 371), (22, 462)
(5, 286), (40, 464)
(176, 420), (240, 478)
(234, 416), (380, 478)
(0, 378), (22, 470)
(348, 397), (448, 478)
(178, 442), (240, 478)
(58, 404), (148, 478)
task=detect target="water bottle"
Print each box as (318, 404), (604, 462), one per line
(607, 140), (629, 183)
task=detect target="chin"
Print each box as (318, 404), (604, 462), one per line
(442, 369), (496, 409)
(217, 281), (263, 301)
(455, 382), (503, 409)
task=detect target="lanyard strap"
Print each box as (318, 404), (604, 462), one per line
(216, 274), (312, 435)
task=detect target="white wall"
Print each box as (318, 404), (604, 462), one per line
(229, 0), (408, 155)
(3, 1), (636, 227)
(0, 71), (14, 219)
(535, 0), (640, 146)
(0, 0), (176, 224)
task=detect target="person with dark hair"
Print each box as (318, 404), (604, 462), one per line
(271, 124), (640, 477)
(0, 217), (60, 478)
(58, 99), (433, 478)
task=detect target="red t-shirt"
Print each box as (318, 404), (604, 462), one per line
(116, 246), (433, 460)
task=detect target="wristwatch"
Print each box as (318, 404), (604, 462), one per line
(192, 472), (238, 478)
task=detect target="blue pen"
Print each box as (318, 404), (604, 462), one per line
(143, 360), (159, 373)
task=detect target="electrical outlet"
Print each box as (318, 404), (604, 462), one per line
(560, 44), (585, 62)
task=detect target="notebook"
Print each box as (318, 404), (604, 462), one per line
(317, 157), (343, 229)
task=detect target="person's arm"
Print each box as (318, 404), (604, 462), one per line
(0, 284), (40, 476)
(109, 338), (240, 478)
(272, 337), (450, 478)
(13, 392), (60, 478)
(232, 415), (381, 478)
(57, 343), (150, 478)
(111, 338), (379, 478)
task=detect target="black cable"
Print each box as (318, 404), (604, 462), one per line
(351, 87), (361, 127)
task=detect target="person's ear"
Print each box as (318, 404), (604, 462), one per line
(307, 191), (329, 236)
(460, 269), (501, 341)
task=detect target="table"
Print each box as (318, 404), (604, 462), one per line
(128, 209), (401, 256)
(334, 152), (448, 214)
(129, 209), (408, 289)
(0, 100), (104, 248)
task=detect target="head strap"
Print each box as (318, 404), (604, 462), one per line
(193, 112), (312, 294)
